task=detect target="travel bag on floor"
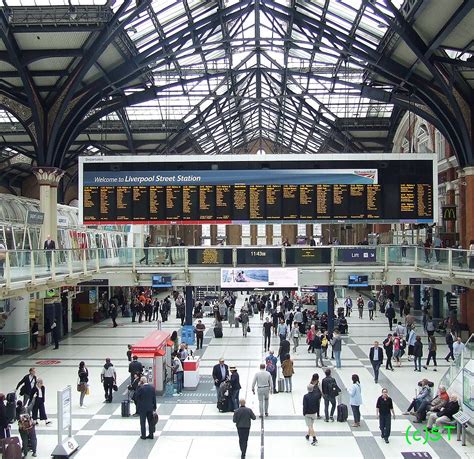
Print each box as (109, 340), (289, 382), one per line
(337, 403), (348, 422)
(214, 327), (223, 338)
(278, 378), (285, 393)
(0, 437), (22, 459)
(121, 399), (130, 417)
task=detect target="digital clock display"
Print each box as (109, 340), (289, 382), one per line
(237, 248), (282, 265)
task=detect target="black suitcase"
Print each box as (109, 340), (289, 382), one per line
(214, 327), (223, 338)
(121, 399), (130, 417)
(337, 403), (348, 422)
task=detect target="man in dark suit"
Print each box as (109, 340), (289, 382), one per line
(212, 358), (229, 402)
(43, 235), (56, 271)
(16, 368), (37, 405)
(135, 376), (157, 439)
(129, 355), (144, 384)
(369, 341), (384, 383)
(233, 399), (256, 459)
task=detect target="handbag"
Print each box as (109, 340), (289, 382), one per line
(77, 384), (83, 392)
(112, 384), (118, 392)
(247, 325), (251, 333)
(152, 411), (159, 426)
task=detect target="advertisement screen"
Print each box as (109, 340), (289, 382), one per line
(348, 275), (369, 287)
(221, 268), (298, 289)
(152, 275), (172, 288)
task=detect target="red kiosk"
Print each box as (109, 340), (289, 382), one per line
(131, 330), (172, 395)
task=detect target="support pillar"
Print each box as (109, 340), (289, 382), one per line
(181, 286), (195, 345)
(281, 224), (297, 245)
(33, 167), (65, 245)
(327, 286), (335, 333)
(432, 289), (441, 319)
(413, 285), (421, 311)
(210, 225), (218, 245)
(1, 295), (30, 351)
(250, 225), (258, 245)
(226, 225), (241, 245)
(445, 183), (456, 236)
(266, 225), (273, 245)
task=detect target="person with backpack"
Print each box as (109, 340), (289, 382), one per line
(347, 374), (362, 427)
(302, 385), (319, 446)
(309, 373), (322, 419)
(321, 369), (340, 422)
(344, 296), (352, 317)
(18, 411), (37, 457)
(357, 295), (364, 319)
(367, 298), (375, 321)
(265, 351), (278, 393)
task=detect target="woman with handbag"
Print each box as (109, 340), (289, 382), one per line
(78, 361), (89, 408)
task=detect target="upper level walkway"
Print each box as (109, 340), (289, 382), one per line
(1, 245), (473, 297)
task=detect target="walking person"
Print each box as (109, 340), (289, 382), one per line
(135, 376), (157, 439)
(423, 336), (438, 371)
(290, 322), (300, 353)
(369, 341), (383, 384)
(309, 373), (322, 419)
(101, 358), (117, 403)
(29, 379), (52, 426)
(331, 330), (342, 369)
(16, 368), (37, 406)
(383, 334), (394, 371)
(376, 388), (395, 444)
(344, 296), (352, 317)
(347, 374), (362, 427)
(321, 369), (340, 422)
(414, 336), (423, 372)
(393, 334), (402, 367)
(51, 319), (59, 349)
(195, 319), (205, 350)
(18, 411), (37, 457)
(233, 399), (256, 459)
(129, 355), (144, 384)
(357, 294), (364, 319)
(110, 303), (118, 328)
(251, 363), (273, 417)
(445, 330), (455, 361)
(302, 385), (319, 445)
(453, 336), (466, 361)
(78, 361), (89, 408)
(240, 310), (249, 338)
(43, 235), (55, 270)
(139, 236), (151, 265)
(277, 319), (288, 342)
(281, 354), (294, 393)
(230, 366), (241, 412)
(265, 350), (278, 393)
(367, 297), (375, 321)
(212, 358), (229, 402)
(314, 332), (324, 368)
(31, 319), (39, 350)
(385, 302), (396, 331)
(263, 317), (272, 352)
(407, 327), (417, 361)
(306, 325), (316, 353)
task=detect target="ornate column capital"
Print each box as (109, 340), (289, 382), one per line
(32, 167), (65, 187)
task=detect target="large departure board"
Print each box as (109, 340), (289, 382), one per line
(80, 154), (436, 224)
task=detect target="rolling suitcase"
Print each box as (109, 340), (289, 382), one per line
(214, 327), (223, 338)
(121, 399), (130, 417)
(234, 317), (240, 328)
(278, 378), (285, 393)
(336, 403), (348, 422)
(0, 437), (22, 459)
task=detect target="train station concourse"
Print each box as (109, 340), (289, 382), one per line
(0, 1), (474, 458)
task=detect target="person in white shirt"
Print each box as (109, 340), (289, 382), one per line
(251, 364), (273, 417)
(101, 358), (117, 403)
(452, 337), (465, 360)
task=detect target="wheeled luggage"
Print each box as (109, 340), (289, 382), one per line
(121, 399), (130, 417)
(278, 378), (285, 393)
(214, 327), (223, 338)
(336, 403), (348, 422)
(0, 437), (22, 459)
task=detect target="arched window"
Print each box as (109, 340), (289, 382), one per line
(401, 137), (410, 153)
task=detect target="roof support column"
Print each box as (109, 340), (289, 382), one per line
(33, 167), (65, 246)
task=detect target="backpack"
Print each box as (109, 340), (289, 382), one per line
(18, 414), (33, 432)
(328, 378), (340, 396)
(321, 337), (328, 347)
(266, 359), (276, 373)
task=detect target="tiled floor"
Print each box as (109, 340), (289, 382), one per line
(1, 293), (472, 459)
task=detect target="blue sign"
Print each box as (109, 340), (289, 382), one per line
(339, 248), (376, 262)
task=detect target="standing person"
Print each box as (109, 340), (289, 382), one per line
(16, 368), (37, 405)
(277, 319), (288, 342)
(139, 236), (151, 265)
(414, 336), (423, 372)
(281, 354), (294, 393)
(367, 297), (375, 321)
(0, 393), (10, 439)
(212, 358), (229, 402)
(344, 296), (352, 317)
(135, 376), (157, 440)
(233, 399), (256, 459)
(172, 352), (184, 395)
(43, 235), (55, 270)
(385, 302), (396, 331)
(321, 369), (340, 422)
(399, 298), (406, 318)
(306, 325), (316, 353)
(195, 319), (206, 350)
(110, 303), (118, 328)
(240, 310), (249, 338)
(302, 385), (319, 446)
(453, 336), (465, 361)
(407, 327), (417, 361)
(101, 358), (117, 403)
(18, 411), (37, 457)
(129, 355), (144, 384)
(251, 363), (273, 417)
(393, 334), (402, 367)
(78, 361), (89, 408)
(265, 350), (278, 393)
(347, 374), (362, 427)
(376, 388), (395, 444)
(423, 336), (438, 371)
(263, 317), (272, 352)
(383, 334), (394, 371)
(31, 319), (39, 350)
(228, 304), (235, 328)
(445, 330), (455, 361)
(29, 379), (52, 426)
(357, 295), (364, 319)
(229, 366), (241, 412)
(314, 332), (324, 368)
(369, 341), (383, 384)
(321, 331), (329, 359)
(331, 330), (342, 369)
(127, 344), (132, 362)
(290, 322), (300, 353)
(426, 316), (435, 337)
(309, 373), (322, 419)
(51, 319), (59, 349)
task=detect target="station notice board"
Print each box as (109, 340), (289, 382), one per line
(79, 154), (436, 225)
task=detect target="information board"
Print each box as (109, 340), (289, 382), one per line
(188, 248), (233, 266)
(237, 248), (282, 266)
(285, 248), (331, 265)
(79, 154), (436, 224)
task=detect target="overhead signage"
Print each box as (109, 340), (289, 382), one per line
(338, 248), (376, 262)
(188, 248), (233, 266)
(409, 278), (442, 285)
(285, 248), (331, 265)
(78, 279), (109, 286)
(26, 210), (44, 225)
(236, 248), (282, 266)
